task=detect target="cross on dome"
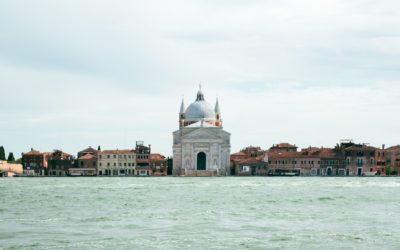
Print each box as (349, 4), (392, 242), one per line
(196, 84), (205, 101)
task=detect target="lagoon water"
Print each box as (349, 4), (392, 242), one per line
(1, 177), (400, 249)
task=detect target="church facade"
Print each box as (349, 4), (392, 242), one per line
(172, 87), (231, 176)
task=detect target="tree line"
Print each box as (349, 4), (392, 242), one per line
(0, 146), (16, 163)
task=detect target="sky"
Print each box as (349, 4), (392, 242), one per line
(1, 0), (400, 158)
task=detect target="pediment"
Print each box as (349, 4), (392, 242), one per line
(182, 128), (222, 140)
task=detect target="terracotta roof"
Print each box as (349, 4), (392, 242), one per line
(268, 151), (298, 158)
(51, 150), (71, 157)
(231, 152), (246, 156)
(150, 154), (166, 161)
(100, 149), (135, 154)
(23, 149), (43, 156)
(78, 154), (96, 160)
(275, 143), (296, 148)
(386, 145), (400, 151)
(79, 147), (98, 154)
(345, 145), (377, 151)
(238, 158), (267, 165)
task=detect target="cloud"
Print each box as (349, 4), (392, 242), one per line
(0, 0), (399, 156)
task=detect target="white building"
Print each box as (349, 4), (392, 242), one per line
(97, 149), (136, 176)
(172, 86), (231, 176)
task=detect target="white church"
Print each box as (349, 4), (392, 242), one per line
(172, 86), (231, 176)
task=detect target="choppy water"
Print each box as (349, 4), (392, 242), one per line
(1, 177), (400, 249)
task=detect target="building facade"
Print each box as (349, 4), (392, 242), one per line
(173, 87), (231, 176)
(72, 147), (98, 176)
(21, 149), (50, 176)
(47, 150), (74, 176)
(150, 154), (168, 176)
(98, 149), (136, 176)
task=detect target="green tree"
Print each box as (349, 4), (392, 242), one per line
(385, 165), (392, 176)
(0, 146), (5, 160)
(7, 152), (15, 162)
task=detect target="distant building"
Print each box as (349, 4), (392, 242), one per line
(267, 143), (346, 176)
(230, 146), (267, 175)
(22, 149), (50, 176)
(72, 147), (99, 176)
(47, 150), (74, 176)
(173, 86), (231, 176)
(136, 142), (151, 176)
(344, 144), (377, 176)
(97, 149), (136, 176)
(269, 143), (298, 153)
(150, 154), (168, 176)
(383, 145), (400, 175)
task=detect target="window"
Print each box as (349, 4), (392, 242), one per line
(114, 155), (116, 158)
(107, 155), (110, 159)
(114, 163), (116, 166)
(99, 163), (102, 167)
(107, 162), (110, 167)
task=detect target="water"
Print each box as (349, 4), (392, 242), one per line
(1, 177), (400, 249)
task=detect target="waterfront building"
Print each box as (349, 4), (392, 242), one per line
(318, 147), (346, 176)
(267, 150), (301, 176)
(383, 145), (400, 175)
(136, 142), (151, 176)
(343, 144), (377, 176)
(149, 154), (168, 176)
(98, 149), (136, 176)
(173, 86), (231, 176)
(72, 147), (99, 176)
(269, 143), (298, 153)
(21, 149), (50, 176)
(267, 144), (345, 176)
(47, 150), (74, 176)
(230, 146), (267, 175)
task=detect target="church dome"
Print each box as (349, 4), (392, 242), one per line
(185, 100), (216, 120)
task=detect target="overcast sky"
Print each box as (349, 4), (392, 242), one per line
(1, 0), (400, 157)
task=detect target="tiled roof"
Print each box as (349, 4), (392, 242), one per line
(78, 154), (96, 160)
(150, 154), (166, 161)
(345, 145), (377, 151)
(23, 149), (43, 155)
(51, 150), (71, 157)
(275, 143), (296, 148)
(100, 149), (135, 154)
(268, 152), (298, 158)
(79, 147), (98, 154)
(386, 145), (400, 151)
(231, 152), (246, 156)
(238, 158), (266, 165)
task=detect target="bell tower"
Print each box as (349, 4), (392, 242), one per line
(179, 98), (185, 128)
(214, 98), (222, 127)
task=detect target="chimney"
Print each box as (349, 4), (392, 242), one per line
(382, 144), (385, 150)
